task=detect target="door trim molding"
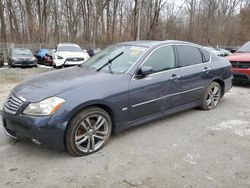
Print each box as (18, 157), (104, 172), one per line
(131, 86), (204, 108)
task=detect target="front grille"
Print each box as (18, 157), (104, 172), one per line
(4, 93), (25, 115)
(16, 61), (34, 64)
(66, 57), (85, 62)
(231, 61), (250, 69)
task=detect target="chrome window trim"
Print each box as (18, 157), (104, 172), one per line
(131, 43), (212, 80)
(131, 86), (204, 108)
(174, 43), (212, 63)
(131, 44), (174, 79)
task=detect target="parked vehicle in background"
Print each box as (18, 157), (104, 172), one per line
(8, 48), (37, 67)
(204, 46), (225, 57)
(2, 40), (232, 156)
(216, 48), (232, 56)
(225, 46), (240, 53)
(34, 48), (51, 65)
(226, 41), (250, 83)
(44, 51), (53, 66)
(0, 51), (4, 67)
(87, 49), (101, 57)
(87, 49), (95, 57)
(53, 43), (90, 68)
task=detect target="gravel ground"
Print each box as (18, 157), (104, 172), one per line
(0, 67), (250, 188)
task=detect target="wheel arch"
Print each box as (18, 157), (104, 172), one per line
(212, 78), (225, 96)
(64, 101), (116, 140)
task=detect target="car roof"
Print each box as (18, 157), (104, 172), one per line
(116, 40), (200, 48)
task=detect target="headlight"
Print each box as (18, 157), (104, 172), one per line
(57, 55), (63, 60)
(31, 57), (37, 61)
(12, 57), (19, 61)
(23, 97), (65, 116)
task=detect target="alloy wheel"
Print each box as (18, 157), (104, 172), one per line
(74, 115), (109, 153)
(206, 85), (221, 109)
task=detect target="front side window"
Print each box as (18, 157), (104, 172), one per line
(176, 45), (203, 67)
(143, 46), (176, 73)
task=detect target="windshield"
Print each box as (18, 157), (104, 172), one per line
(12, 48), (32, 56)
(237, 42), (250, 53)
(82, 45), (147, 73)
(57, 45), (82, 52)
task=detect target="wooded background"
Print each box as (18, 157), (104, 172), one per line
(0, 0), (250, 48)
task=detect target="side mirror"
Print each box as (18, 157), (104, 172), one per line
(136, 66), (153, 78)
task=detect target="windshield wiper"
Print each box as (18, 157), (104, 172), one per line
(96, 51), (124, 73)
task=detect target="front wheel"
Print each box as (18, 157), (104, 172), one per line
(65, 107), (112, 156)
(200, 82), (222, 110)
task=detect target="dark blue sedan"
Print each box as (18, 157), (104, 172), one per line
(1, 41), (232, 156)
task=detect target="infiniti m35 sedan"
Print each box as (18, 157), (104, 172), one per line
(1, 40), (232, 156)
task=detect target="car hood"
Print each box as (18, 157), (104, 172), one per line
(13, 67), (121, 102)
(55, 51), (89, 59)
(226, 53), (250, 62)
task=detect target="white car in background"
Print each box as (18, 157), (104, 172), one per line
(204, 46), (225, 57)
(53, 43), (90, 68)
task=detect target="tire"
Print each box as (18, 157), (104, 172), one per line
(65, 107), (112, 157)
(53, 64), (62, 69)
(200, 82), (222, 110)
(8, 62), (13, 68)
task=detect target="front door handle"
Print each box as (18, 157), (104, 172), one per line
(203, 67), (212, 73)
(170, 74), (180, 80)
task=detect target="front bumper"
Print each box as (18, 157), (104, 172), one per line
(1, 110), (66, 151)
(54, 59), (84, 67)
(12, 61), (37, 67)
(64, 61), (85, 66)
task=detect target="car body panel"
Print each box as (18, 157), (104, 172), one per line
(226, 42), (250, 82)
(35, 48), (49, 59)
(2, 40), (233, 151)
(129, 69), (181, 120)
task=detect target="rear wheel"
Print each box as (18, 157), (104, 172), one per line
(200, 82), (222, 110)
(65, 107), (112, 156)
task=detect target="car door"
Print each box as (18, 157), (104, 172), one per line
(175, 45), (212, 105)
(129, 45), (181, 121)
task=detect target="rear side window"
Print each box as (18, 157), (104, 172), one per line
(176, 45), (203, 67)
(200, 49), (210, 62)
(143, 45), (176, 73)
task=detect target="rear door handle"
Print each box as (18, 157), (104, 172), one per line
(203, 67), (212, 73)
(170, 74), (180, 80)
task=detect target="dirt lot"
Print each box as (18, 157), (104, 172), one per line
(0, 67), (250, 188)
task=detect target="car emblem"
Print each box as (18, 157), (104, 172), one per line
(73, 58), (78, 61)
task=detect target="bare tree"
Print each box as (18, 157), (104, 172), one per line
(0, 0), (249, 47)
